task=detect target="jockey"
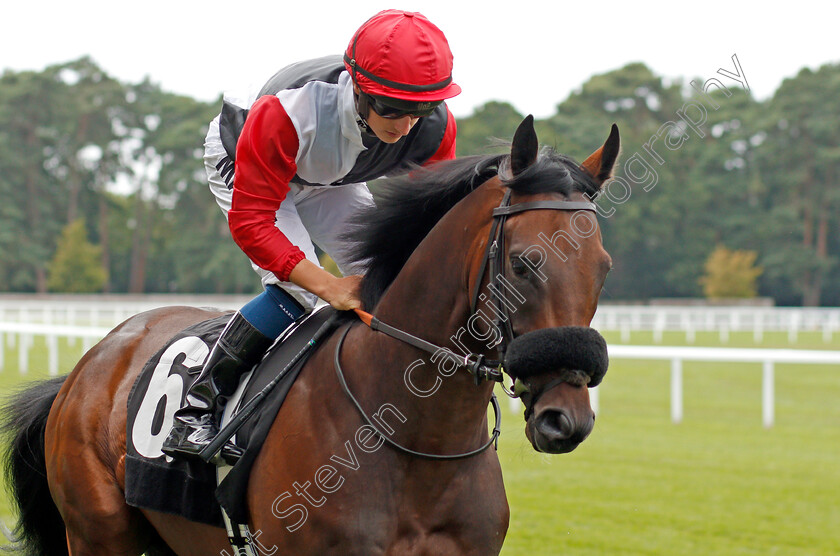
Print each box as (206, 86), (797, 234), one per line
(162, 9), (461, 460)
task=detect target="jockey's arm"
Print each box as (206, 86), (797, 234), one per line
(230, 96), (363, 311)
(228, 96), (305, 280)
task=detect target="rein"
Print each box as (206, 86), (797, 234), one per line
(334, 325), (502, 460)
(332, 187), (597, 460)
(353, 308), (505, 383)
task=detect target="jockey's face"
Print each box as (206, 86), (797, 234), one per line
(365, 109), (419, 143)
(354, 85), (424, 143)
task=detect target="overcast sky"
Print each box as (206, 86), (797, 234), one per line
(3, 1), (838, 119)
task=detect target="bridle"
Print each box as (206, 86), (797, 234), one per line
(469, 189), (597, 371)
(334, 186), (597, 460)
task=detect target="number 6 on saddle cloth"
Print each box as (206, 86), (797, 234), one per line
(125, 307), (340, 527)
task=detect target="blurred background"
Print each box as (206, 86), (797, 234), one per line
(1, 2), (838, 554)
(0, 1), (837, 304)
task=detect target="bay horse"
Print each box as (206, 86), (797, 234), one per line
(2, 116), (619, 555)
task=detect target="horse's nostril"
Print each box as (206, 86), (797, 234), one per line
(557, 412), (573, 437)
(537, 410), (573, 440)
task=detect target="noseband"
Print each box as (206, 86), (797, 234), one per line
(335, 187), (597, 460)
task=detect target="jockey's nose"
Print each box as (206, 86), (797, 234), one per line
(394, 115), (415, 136)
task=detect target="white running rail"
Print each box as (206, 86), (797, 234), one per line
(593, 345), (840, 427)
(591, 305), (840, 343)
(2, 320), (839, 429)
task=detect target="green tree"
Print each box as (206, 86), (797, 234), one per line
(544, 63), (692, 300)
(661, 86), (763, 298)
(0, 59), (125, 293)
(144, 90), (249, 294)
(0, 67), (68, 292)
(47, 219), (108, 292)
(3, 57), (838, 305)
(753, 63), (840, 306)
(455, 101), (524, 156)
(101, 78), (223, 293)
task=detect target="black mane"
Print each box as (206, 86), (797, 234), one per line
(346, 148), (599, 309)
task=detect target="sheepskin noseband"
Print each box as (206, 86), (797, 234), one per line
(504, 326), (608, 387)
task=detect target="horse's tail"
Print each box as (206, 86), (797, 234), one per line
(1, 376), (69, 556)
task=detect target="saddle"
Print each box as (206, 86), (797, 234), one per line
(125, 306), (339, 526)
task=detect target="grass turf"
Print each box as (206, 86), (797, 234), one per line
(1, 331), (838, 554)
(499, 358), (840, 555)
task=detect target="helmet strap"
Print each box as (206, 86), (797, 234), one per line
(349, 32), (371, 133)
(353, 91), (372, 133)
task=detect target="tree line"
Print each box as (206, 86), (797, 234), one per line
(1, 57), (837, 306)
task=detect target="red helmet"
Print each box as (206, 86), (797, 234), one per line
(344, 10), (461, 102)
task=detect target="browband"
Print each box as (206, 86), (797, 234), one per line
(492, 200), (597, 217)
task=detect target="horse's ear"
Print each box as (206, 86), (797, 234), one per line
(511, 115), (538, 176)
(581, 124), (620, 188)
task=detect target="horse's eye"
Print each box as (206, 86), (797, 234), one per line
(510, 257), (529, 277)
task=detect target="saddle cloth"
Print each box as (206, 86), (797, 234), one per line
(125, 306), (339, 526)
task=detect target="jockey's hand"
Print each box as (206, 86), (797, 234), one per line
(288, 260), (363, 311)
(322, 275), (364, 311)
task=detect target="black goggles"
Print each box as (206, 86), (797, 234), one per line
(365, 93), (442, 119)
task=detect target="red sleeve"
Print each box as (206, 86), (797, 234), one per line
(228, 95), (307, 281)
(425, 106), (457, 164)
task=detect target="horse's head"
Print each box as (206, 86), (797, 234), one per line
(474, 116), (619, 454)
(347, 117), (618, 455)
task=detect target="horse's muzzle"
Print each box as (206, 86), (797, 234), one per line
(529, 404), (595, 454)
(506, 326), (606, 454)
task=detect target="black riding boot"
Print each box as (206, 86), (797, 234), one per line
(161, 312), (274, 462)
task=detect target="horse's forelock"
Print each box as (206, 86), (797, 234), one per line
(503, 147), (600, 198)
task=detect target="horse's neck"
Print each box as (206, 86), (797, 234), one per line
(373, 182), (502, 339)
(352, 184), (503, 451)
(374, 181), (504, 341)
